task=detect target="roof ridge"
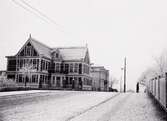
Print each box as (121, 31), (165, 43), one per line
(30, 37), (51, 49)
(52, 46), (86, 49)
(91, 66), (105, 68)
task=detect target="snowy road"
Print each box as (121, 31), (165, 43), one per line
(70, 93), (166, 121)
(0, 91), (166, 121)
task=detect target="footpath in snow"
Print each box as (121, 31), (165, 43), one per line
(71, 92), (167, 121)
(108, 93), (167, 121)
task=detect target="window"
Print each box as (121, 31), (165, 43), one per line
(7, 59), (16, 71)
(44, 61), (46, 70)
(74, 63), (78, 73)
(66, 77), (69, 85)
(56, 77), (61, 87)
(40, 60), (43, 71)
(33, 49), (37, 56)
(104, 80), (108, 85)
(56, 53), (59, 58)
(23, 59), (25, 67)
(46, 61), (48, 70)
(48, 62), (51, 71)
(79, 63), (82, 74)
(16, 75), (19, 82)
(27, 46), (31, 56)
(19, 42), (38, 57)
(45, 76), (47, 84)
(55, 63), (60, 73)
(33, 59), (36, 69)
(65, 64), (69, 74)
(20, 49), (24, 56)
(32, 75), (37, 83)
(60, 63), (63, 73)
(19, 74), (23, 83)
(27, 42), (31, 46)
(29, 59), (33, 65)
(69, 77), (73, 84)
(7, 75), (15, 80)
(26, 43), (31, 56)
(37, 59), (39, 71)
(36, 75), (38, 83)
(52, 76), (55, 84)
(78, 77), (82, 86)
(70, 63), (73, 73)
(41, 60), (46, 71)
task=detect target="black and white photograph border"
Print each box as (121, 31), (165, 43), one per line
(0, 0), (167, 121)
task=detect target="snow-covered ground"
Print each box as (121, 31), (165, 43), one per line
(0, 91), (166, 121)
(0, 90), (50, 97)
(71, 92), (166, 121)
(108, 93), (166, 121)
(0, 91), (118, 121)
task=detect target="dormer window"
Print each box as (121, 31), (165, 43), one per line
(56, 53), (59, 58)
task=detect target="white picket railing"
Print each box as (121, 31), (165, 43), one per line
(0, 79), (17, 90)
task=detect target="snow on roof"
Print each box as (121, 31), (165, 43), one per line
(53, 47), (87, 61)
(29, 37), (87, 61)
(30, 38), (51, 59)
(91, 66), (108, 72)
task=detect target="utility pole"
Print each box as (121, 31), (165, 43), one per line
(120, 67), (124, 92)
(124, 57), (126, 93)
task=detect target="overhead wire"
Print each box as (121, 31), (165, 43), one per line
(12, 0), (50, 24)
(20, 0), (64, 29)
(12, 0), (66, 33)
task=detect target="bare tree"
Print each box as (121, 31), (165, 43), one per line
(138, 67), (157, 85)
(153, 50), (167, 77)
(19, 62), (35, 88)
(139, 50), (167, 84)
(110, 77), (119, 88)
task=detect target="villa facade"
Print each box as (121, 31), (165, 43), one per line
(6, 36), (92, 90)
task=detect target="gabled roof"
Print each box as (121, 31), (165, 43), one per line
(30, 37), (88, 61)
(16, 36), (89, 61)
(16, 36), (51, 59)
(52, 47), (87, 61)
(30, 38), (51, 59)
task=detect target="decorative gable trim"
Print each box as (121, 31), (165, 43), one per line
(16, 36), (40, 57)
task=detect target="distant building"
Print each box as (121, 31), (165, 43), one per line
(90, 66), (109, 91)
(6, 36), (92, 90)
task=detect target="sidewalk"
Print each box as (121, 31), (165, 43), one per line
(108, 92), (167, 121)
(0, 90), (50, 97)
(70, 92), (167, 121)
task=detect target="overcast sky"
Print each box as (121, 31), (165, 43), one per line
(0, 0), (167, 90)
